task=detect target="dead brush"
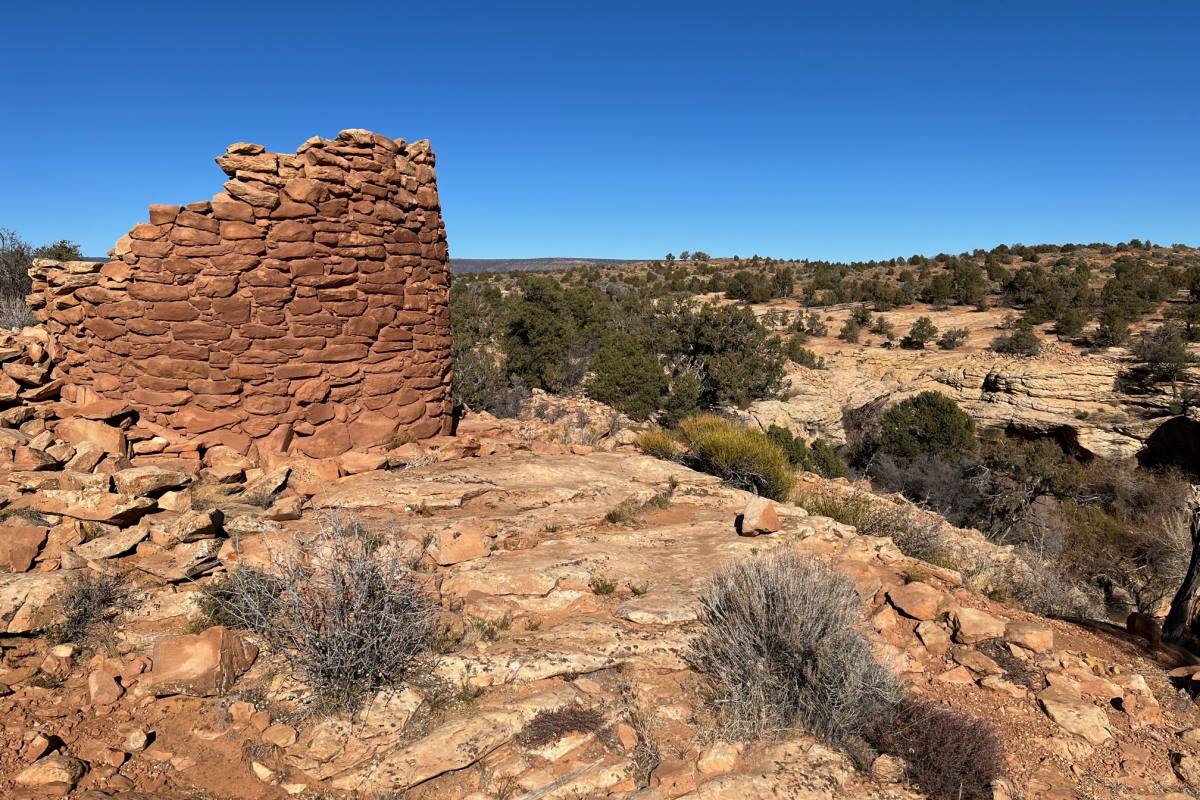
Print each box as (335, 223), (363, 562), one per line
(869, 698), (1005, 800)
(689, 551), (900, 744)
(516, 704), (605, 748)
(975, 637), (1042, 690)
(47, 570), (124, 645)
(199, 510), (437, 712)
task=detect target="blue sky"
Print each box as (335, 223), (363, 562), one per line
(2, 1), (1197, 260)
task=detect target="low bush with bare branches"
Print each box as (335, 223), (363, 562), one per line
(201, 513), (436, 710)
(870, 698), (1005, 800)
(689, 551), (899, 744)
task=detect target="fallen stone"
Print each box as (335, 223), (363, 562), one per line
(887, 581), (945, 620)
(264, 723), (298, 748)
(57, 417), (127, 455)
(738, 496), (780, 536)
(950, 606), (1006, 644)
(20, 489), (155, 524)
(113, 465), (190, 496)
(1005, 621), (1054, 653)
(1038, 688), (1113, 745)
(14, 753), (85, 792)
(0, 524), (48, 572)
(428, 527), (491, 566)
(73, 526), (148, 561)
(148, 625), (258, 696)
(697, 741), (741, 777)
(0, 571), (69, 633)
(149, 509), (224, 548)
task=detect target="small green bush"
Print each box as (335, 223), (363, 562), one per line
(877, 391), (977, 465)
(677, 415), (794, 500)
(786, 338), (824, 368)
(991, 322), (1041, 356)
(765, 424), (847, 479)
(637, 427), (678, 460)
(585, 332), (668, 420)
(900, 316), (939, 349)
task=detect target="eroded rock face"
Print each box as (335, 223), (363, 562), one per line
(745, 327), (1171, 460)
(27, 128), (453, 458)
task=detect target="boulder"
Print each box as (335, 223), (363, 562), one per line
(886, 581), (945, 620)
(14, 753), (85, 793)
(57, 417), (127, 455)
(113, 465), (190, 496)
(1004, 621), (1054, 653)
(73, 526), (148, 561)
(0, 523), (48, 572)
(20, 489), (155, 524)
(0, 571), (69, 633)
(149, 509), (224, 548)
(950, 606), (1006, 644)
(148, 625), (258, 696)
(738, 497), (780, 536)
(1038, 687), (1113, 745)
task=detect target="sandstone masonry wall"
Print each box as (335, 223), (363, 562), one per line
(28, 129), (452, 458)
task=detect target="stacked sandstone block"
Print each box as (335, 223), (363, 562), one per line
(28, 129), (452, 458)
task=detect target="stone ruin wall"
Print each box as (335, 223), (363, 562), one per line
(27, 129), (452, 459)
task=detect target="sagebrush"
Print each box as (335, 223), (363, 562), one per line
(201, 513), (436, 710)
(49, 570), (123, 644)
(689, 551), (900, 743)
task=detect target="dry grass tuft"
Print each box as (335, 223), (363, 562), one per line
(676, 415), (794, 501)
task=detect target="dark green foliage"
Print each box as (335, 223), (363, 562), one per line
(838, 318), (861, 343)
(766, 424), (848, 479)
(585, 333), (668, 420)
(937, 328), (968, 349)
(786, 338), (824, 369)
(659, 370), (702, 427)
(678, 304), (787, 408)
(991, 320), (1041, 356)
(33, 240), (83, 261)
(870, 315), (895, 340)
(900, 316), (938, 349)
(877, 391), (977, 464)
(1128, 323), (1195, 391)
(503, 276), (588, 392)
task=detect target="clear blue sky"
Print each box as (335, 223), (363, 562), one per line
(3, 1), (1197, 261)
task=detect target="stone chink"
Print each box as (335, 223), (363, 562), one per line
(27, 129), (452, 459)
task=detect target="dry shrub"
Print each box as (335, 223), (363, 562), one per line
(796, 490), (948, 564)
(689, 551), (900, 743)
(517, 705), (604, 748)
(0, 295), (35, 330)
(637, 427), (678, 460)
(200, 512), (436, 711)
(976, 638), (1041, 690)
(49, 571), (123, 644)
(871, 698), (1004, 800)
(982, 547), (1102, 619)
(676, 415), (794, 501)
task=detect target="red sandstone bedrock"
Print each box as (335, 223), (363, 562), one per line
(28, 129), (453, 459)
